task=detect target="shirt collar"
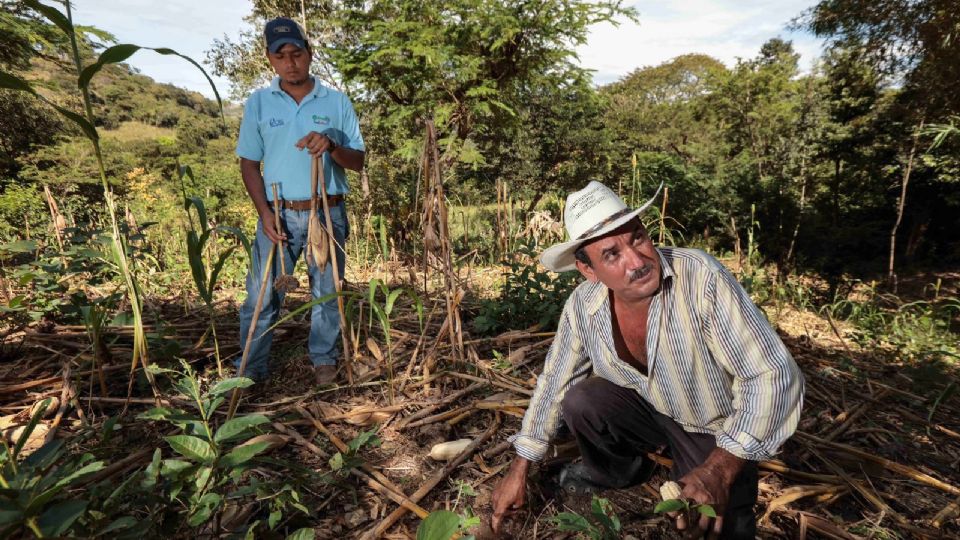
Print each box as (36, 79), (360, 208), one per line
(269, 75), (329, 99)
(585, 247), (676, 316)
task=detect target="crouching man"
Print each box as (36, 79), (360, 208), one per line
(491, 181), (803, 538)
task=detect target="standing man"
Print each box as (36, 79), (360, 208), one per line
(236, 17), (365, 385)
(490, 182), (803, 538)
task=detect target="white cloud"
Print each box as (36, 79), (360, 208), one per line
(72, 0), (253, 100)
(578, 0), (824, 85)
(69, 0), (824, 99)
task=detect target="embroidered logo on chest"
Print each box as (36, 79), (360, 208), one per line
(269, 118), (284, 128)
(312, 114), (330, 126)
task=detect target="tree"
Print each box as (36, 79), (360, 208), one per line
(208, 0), (634, 244)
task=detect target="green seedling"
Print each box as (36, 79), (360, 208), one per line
(654, 481), (718, 526)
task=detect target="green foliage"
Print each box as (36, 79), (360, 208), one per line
(653, 497), (717, 518)
(549, 496), (621, 540)
(327, 429), (382, 475)
(473, 245), (580, 335)
(138, 362), (319, 534)
(0, 399), (106, 538)
(823, 285), (960, 363)
(416, 508), (481, 540)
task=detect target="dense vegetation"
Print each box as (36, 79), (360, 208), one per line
(0, 0), (958, 538)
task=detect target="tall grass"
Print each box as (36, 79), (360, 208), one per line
(1, 0), (223, 404)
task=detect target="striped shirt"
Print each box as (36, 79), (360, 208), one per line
(512, 247), (804, 462)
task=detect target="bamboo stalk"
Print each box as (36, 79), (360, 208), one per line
(797, 431), (960, 496)
(362, 413), (501, 540)
(226, 242), (276, 421)
(296, 406), (428, 518)
(317, 156), (354, 387)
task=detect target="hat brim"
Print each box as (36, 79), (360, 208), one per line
(539, 208), (643, 272)
(268, 37), (307, 53)
(539, 182), (664, 272)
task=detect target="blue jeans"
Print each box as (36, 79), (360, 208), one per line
(237, 202), (348, 380)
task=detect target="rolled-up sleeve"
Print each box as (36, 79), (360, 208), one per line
(511, 295), (592, 462)
(236, 93), (264, 161)
(707, 266), (804, 461)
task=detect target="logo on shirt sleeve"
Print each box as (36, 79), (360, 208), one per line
(312, 114), (330, 126)
(269, 118), (285, 128)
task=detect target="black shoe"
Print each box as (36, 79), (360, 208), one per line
(559, 462), (607, 496)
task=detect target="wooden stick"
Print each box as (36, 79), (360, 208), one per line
(396, 381), (485, 429)
(316, 156), (354, 387)
(362, 413), (502, 540)
(796, 431), (960, 496)
(226, 242), (276, 420)
(296, 406), (428, 518)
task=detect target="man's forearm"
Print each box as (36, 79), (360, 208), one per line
(240, 158), (270, 215)
(701, 447), (746, 485)
(329, 147), (364, 172)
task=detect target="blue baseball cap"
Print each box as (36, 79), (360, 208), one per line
(264, 17), (308, 53)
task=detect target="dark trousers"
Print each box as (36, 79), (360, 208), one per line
(561, 377), (758, 539)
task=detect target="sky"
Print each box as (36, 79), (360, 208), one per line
(71, 0), (824, 101)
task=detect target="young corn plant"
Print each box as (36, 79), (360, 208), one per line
(549, 496), (622, 540)
(349, 278), (424, 403)
(179, 165), (250, 375)
(0, 0), (224, 404)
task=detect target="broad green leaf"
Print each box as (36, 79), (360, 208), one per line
(0, 71), (98, 141)
(328, 452), (344, 471)
(165, 435), (215, 463)
(214, 414), (269, 443)
(209, 377), (256, 396)
(696, 504), (718, 518)
(0, 509), (22, 526)
(654, 498), (687, 514)
(23, 0), (73, 38)
(143, 448), (162, 488)
(99, 516), (137, 534)
(268, 509), (282, 529)
(78, 44), (223, 118)
(23, 439), (65, 470)
(51, 460), (105, 490)
(416, 510), (460, 540)
(185, 196), (209, 229)
(14, 397), (51, 459)
(0, 239), (37, 253)
(244, 520), (261, 540)
(220, 441), (271, 467)
(385, 288), (405, 315)
(207, 245), (240, 301)
(285, 528), (315, 540)
(160, 459), (193, 478)
(194, 465), (212, 491)
(215, 225), (252, 261)
(37, 499), (88, 537)
(188, 492), (221, 526)
(549, 511), (592, 532)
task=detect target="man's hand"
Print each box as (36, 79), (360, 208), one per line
(491, 456), (530, 534)
(295, 131), (334, 156)
(258, 209), (286, 244)
(672, 449), (745, 539)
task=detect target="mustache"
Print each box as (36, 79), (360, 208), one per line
(627, 264), (653, 283)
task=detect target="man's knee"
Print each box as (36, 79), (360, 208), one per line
(561, 378), (614, 424)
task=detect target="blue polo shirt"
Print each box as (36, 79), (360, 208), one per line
(236, 76), (365, 200)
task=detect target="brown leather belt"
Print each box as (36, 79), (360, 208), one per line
(279, 195), (343, 211)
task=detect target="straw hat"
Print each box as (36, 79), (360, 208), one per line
(540, 181), (663, 272)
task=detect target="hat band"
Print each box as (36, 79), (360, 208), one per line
(576, 208), (634, 240)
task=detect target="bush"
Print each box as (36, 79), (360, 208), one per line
(473, 245), (581, 335)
